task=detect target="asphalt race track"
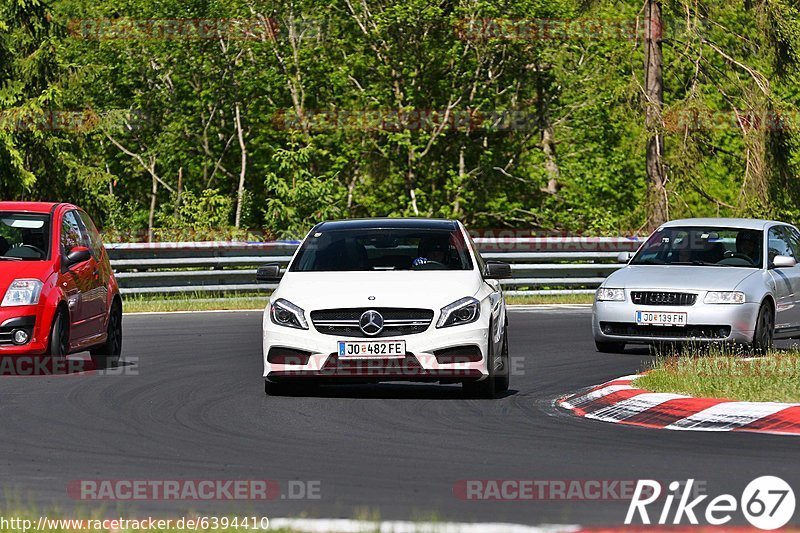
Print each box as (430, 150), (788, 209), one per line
(1, 307), (798, 527)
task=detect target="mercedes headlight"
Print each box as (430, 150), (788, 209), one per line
(437, 297), (481, 328)
(704, 291), (745, 304)
(270, 298), (308, 329)
(596, 287), (625, 302)
(1, 279), (43, 307)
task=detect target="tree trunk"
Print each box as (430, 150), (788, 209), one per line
(535, 63), (561, 195)
(234, 102), (247, 228)
(148, 174), (157, 243)
(453, 145), (465, 217)
(644, 0), (667, 229)
(174, 166), (183, 219)
(407, 148), (420, 216)
(541, 125), (560, 195)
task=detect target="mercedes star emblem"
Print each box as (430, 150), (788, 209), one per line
(359, 310), (384, 336)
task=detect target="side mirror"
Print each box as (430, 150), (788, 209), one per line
(617, 252), (634, 264)
(256, 264), (283, 283)
(773, 255), (797, 268)
(65, 246), (91, 267)
(484, 261), (512, 279)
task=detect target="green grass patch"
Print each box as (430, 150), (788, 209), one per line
(635, 349), (800, 403)
(123, 293), (269, 313)
(505, 293), (594, 305)
(122, 292), (594, 313)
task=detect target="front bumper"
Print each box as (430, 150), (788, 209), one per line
(262, 309), (491, 383)
(592, 294), (760, 344)
(0, 306), (48, 355)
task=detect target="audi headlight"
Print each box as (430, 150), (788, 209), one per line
(596, 287), (625, 302)
(1, 279), (43, 307)
(270, 298), (308, 329)
(704, 291), (745, 304)
(437, 297), (481, 328)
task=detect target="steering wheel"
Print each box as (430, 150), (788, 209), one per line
(9, 244), (46, 258)
(724, 251), (755, 264)
(413, 260), (446, 270)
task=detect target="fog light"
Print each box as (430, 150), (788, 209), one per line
(12, 329), (29, 345)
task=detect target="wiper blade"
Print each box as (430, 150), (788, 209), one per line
(668, 260), (725, 266)
(0, 256), (22, 261)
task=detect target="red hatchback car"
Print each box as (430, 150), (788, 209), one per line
(0, 202), (122, 368)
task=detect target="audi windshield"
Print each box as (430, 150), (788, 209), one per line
(631, 226), (764, 268)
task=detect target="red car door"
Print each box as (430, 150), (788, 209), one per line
(58, 209), (103, 344)
(76, 210), (109, 333)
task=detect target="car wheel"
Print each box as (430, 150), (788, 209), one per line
(751, 302), (774, 354)
(494, 330), (510, 393)
(463, 324), (498, 399)
(265, 380), (318, 396)
(595, 340), (625, 353)
(90, 300), (122, 369)
(265, 380), (287, 396)
(47, 309), (69, 372)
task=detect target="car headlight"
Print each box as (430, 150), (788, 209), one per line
(1, 279), (43, 307)
(704, 291), (745, 304)
(596, 287), (626, 302)
(270, 298), (308, 329)
(437, 297), (481, 328)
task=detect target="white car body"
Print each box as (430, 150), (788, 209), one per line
(260, 218), (510, 396)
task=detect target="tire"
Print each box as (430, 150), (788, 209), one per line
(90, 300), (123, 369)
(494, 330), (510, 393)
(46, 308), (69, 373)
(265, 380), (287, 396)
(595, 340), (625, 353)
(265, 380), (318, 396)
(751, 302), (774, 354)
(463, 323), (498, 399)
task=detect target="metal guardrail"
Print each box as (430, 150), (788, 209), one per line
(106, 237), (643, 296)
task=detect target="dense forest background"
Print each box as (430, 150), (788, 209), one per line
(1, 0), (799, 240)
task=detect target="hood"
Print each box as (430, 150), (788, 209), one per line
(604, 265), (759, 291)
(273, 270), (484, 311)
(0, 261), (55, 292)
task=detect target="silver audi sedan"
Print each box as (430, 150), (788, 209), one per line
(593, 218), (800, 353)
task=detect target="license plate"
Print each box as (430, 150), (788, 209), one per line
(636, 311), (687, 326)
(338, 340), (406, 358)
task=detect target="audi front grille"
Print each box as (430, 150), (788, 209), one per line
(631, 291), (697, 306)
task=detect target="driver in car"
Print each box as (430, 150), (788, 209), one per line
(735, 231), (761, 265)
(412, 236), (450, 268)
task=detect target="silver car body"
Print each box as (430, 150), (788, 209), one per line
(593, 218), (800, 345)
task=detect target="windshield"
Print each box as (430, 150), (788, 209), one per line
(0, 212), (51, 261)
(290, 227), (474, 271)
(631, 226), (763, 268)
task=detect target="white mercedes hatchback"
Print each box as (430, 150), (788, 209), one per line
(257, 218), (511, 397)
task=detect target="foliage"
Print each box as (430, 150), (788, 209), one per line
(0, 0), (798, 239)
